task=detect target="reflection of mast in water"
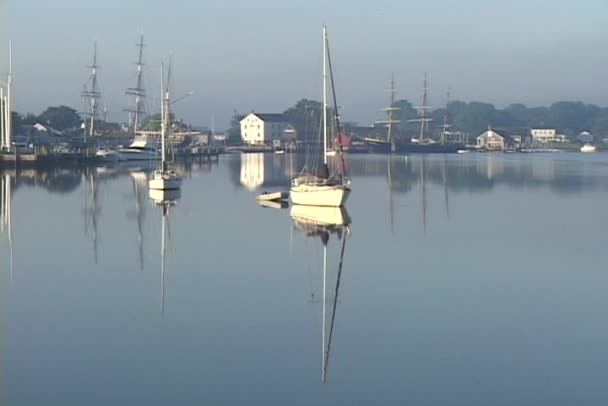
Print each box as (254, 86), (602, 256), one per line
(387, 155), (395, 233)
(150, 189), (180, 317)
(1, 174), (14, 280)
(322, 226), (347, 383)
(131, 174), (147, 271)
(84, 172), (100, 264)
(290, 204), (350, 383)
(419, 157), (428, 232)
(442, 157), (450, 219)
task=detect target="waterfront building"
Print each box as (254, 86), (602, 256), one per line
(477, 128), (507, 150)
(531, 128), (557, 144)
(240, 113), (291, 145)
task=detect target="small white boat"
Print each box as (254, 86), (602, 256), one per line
(257, 199), (288, 209)
(256, 191), (288, 202)
(274, 149), (285, 154)
(581, 144), (596, 153)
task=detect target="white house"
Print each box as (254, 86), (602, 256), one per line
(477, 129), (506, 150)
(240, 113), (291, 145)
(531, 128), (556, 144)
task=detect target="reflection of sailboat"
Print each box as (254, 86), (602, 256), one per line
(150, 189), (180, 317)
(290, 204), (350, 382)
(1, 174), (14, 280)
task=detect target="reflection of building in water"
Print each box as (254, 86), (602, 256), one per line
(290, 204), (351, 383)
(477, 155), (504, 179)
(531, 158), (556, 182)
(239, 152), (290, 191)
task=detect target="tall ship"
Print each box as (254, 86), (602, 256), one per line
(365, 73), (400, 153)
(96, 36), (160, 162)
(397, 73), (463, 153)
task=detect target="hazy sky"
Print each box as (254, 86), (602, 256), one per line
(1, 0), (608, 129)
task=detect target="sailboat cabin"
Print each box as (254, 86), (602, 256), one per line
(240, 113), (291, 145)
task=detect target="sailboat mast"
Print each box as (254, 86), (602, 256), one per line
(387, 73), (395, 145)
(89, 42), (98, 138)
(1, 88), (5, 150)
(420, 73), (428, 141)
(160, 63), (166, 168)
(82, 42), (101, 140)
(441, 88), (451, 145)
(322, 26), (328, 166)
(7, 41), (12, 150)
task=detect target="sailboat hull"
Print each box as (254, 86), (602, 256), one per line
(290, 185), (350, 207)
(149, 177), (182, 190)
(290, 204), (351, 227)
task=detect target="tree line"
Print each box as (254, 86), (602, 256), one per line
(229, 99), (608, 142)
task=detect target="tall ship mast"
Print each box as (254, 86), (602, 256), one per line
(125, 35), (146, 133)
(409, 72), (432, 143)
(375, 73), (401, 152)
(440, 88), (451, 145)
(82, 42), (102, 140)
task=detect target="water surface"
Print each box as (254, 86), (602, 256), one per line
(1, 152), (608, 405)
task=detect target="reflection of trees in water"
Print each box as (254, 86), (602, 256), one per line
(7, 168), (84, 195)
(229, 153), (608, 195)
(357, 155), (608, 195)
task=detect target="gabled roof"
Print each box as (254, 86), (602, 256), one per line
(248, 113), (287, 123)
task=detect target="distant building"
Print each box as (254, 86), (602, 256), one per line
(577, 131), (593, 144)
(477, 129), (506, 150)
(240, 113), (291, 145)
(531, 128), (557, 144)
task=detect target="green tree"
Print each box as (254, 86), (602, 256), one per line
(283, 99), (323, 140)
(38, 106), (81, 130)
(227, 110), (245, 144)
(549, 101), (599, 134)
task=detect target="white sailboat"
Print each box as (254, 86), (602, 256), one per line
(149, 61), (182, 191)
(290, 26), (351, 207)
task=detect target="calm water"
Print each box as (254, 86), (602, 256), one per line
(1, 152), (608, 405)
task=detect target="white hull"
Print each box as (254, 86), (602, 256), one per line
(118, 150), (160, 161)
(149, 175), (182, 190)
(290, 204), (351, 227)
(581, 144), (596, 153)
(290, 184), (350, 207)
(149, 188), (181, 204)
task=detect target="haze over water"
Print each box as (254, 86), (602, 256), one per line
(0, 152), (607, 405)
